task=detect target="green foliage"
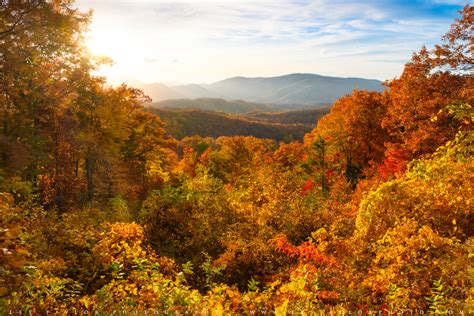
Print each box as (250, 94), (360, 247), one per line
(200, 252), (226, 290)
(247, 277), (260, 292)
(0, 177), (34, 203)
(108, 195), (131, 222)
(425, 278), (451, 314)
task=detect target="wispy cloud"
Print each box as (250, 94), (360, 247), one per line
(75, 0), (464, 84)
(144, 57), (159, 63)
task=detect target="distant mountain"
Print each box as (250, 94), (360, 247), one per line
(204, 73), (383, 105)
(139, 73), (384, 107)
(139, 82), (185, 101)
(172, 84), (222, 99)
(150, 98), (278, 114)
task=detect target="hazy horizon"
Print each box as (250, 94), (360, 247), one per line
(74, 0), (466, 85)
(122, 72), (385, 87)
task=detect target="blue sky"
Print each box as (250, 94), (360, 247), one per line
(74, 0), (468, 85)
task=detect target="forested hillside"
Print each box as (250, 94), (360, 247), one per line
(148, 107), (329, 141)
(0, 2), (472, 315)
(245, 107), (330, 125)
(150, 98), (277, 114)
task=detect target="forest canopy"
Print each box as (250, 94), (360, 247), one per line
(0, 1), (472, 314)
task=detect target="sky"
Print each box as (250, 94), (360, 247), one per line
(73, 0), (468, 85)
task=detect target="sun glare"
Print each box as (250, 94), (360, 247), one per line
(85, 29), (145, 80)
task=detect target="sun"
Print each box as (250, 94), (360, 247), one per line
(84, 26), (155, 84)
(87, 29), (143, 64)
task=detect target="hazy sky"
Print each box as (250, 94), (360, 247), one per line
(74, 0), (467, 85)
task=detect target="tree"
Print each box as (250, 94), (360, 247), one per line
(311, 90), (389, 184)
(382, 5), (473, 165)
(433, 5), (473, 73)
(356, 105), (473, 245)
(0, 1), (92, 182)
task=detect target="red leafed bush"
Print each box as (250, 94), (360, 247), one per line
(271, 234), (337, 267)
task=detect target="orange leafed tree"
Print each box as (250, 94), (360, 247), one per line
(382, 5), (473, 165)
(311, 90), (389, 183)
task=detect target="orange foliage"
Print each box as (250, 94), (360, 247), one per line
(272, 235), (337, 268)
(316, 90), (389, 169)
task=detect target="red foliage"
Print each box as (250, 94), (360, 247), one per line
(317, 290), (340, 300)
(271, 235), (337, 267)
(325, 170), (334, 178)
(300, 178), (315, 196)
(377, 147), (410, 180)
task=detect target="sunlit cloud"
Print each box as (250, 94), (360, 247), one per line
(75, 0), (464, 85)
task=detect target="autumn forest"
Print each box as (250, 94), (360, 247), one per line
(0, 1), (473, 314)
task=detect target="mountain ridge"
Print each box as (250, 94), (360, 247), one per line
(137, 73), (384, 107)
